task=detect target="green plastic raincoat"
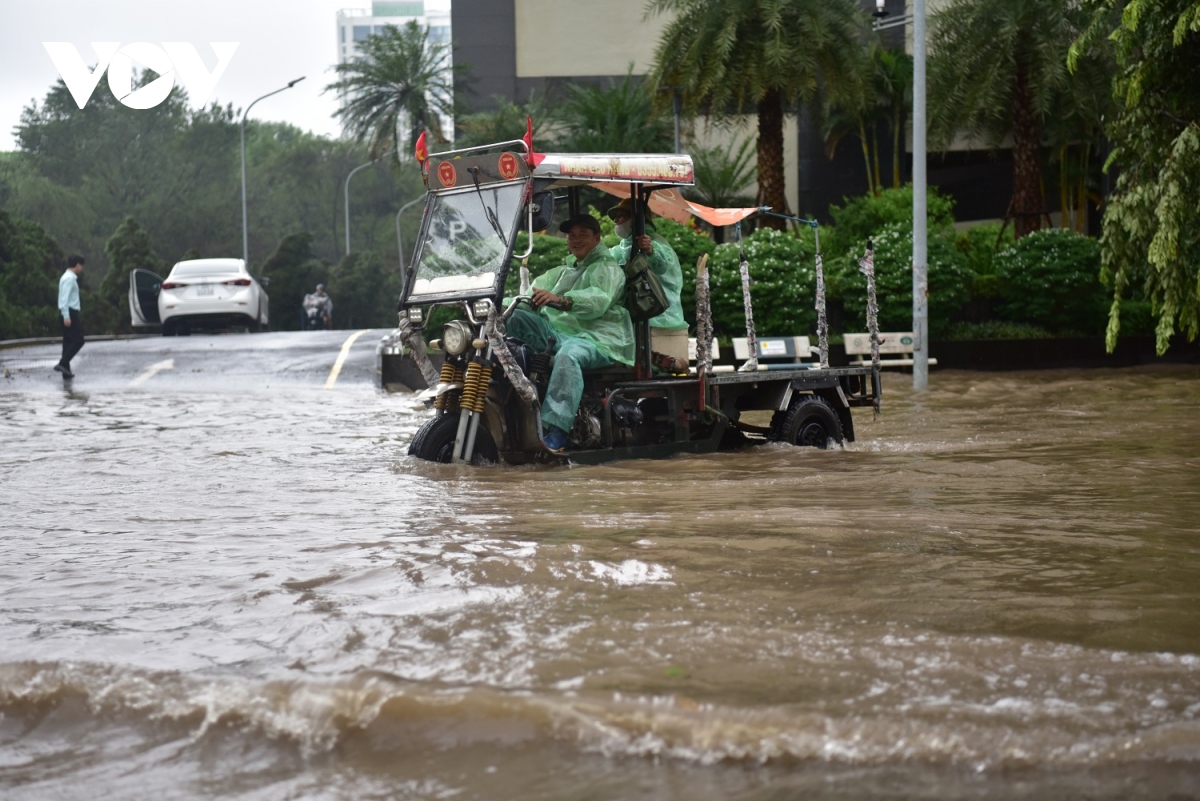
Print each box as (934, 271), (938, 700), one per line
(611, 223), (687, 332)
(505, 242), (634, 433)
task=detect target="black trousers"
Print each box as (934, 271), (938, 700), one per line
(60, 308), (84, 367)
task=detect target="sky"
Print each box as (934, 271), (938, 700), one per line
(0, 0), (371, 151)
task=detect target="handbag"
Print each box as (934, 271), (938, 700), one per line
(621, 251), (668, 323)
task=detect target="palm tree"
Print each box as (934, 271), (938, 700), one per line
(325, 20), (460, 157)
(551, 70), (674, 154)
(875, 48), (913, 190)
(689, 136), (758, 208)
(822, 42), (883, 196)
(648, 0), (866, 229)
(927, 0), (1096, 237)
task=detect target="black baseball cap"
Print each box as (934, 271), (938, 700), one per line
(558, 214), (601, 235)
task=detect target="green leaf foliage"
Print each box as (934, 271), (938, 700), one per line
(0, 209), (64, 340)
(708, 227), (819, 338)
(827, 184), (956, 255)
(829, 221), (973, 337)
(549, 70), (675, 154)
(261, 232), (329, 331)
(101, 217), (166, 334)
(329, 250), (404, 328)
(991, 228), (1107, 335)
(1074, 0), (1200, 353)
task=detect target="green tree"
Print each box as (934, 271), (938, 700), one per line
(101, 217), (165, 333)
(0, 210), (64, 340)
(928, 0), (1100, 237)
(1071, 0), (1200, 354)
(260, 232), (329, 331)
(325, 20), (461, 157)
(329, 250), (403, 328)
(649, 0), (866, 228)
(822, 42), (888, 196)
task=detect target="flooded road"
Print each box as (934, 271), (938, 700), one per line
(2, 341), (1199, 799)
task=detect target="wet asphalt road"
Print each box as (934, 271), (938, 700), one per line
(0, 329), (393, 393)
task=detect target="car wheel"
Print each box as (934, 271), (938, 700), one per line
(162, 321), (176, 337)
(771, 396), (844, 449)
(408, 412), (499, 465)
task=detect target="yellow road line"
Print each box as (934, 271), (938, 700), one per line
(325, 330), (370, 390)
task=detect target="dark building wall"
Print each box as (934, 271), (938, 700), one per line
(452, 0), (517, 109)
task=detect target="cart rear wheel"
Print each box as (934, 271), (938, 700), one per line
(408, 413), (499, 465)
(773, 396), (844, 449)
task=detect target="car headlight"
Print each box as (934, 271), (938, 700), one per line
(441, 320), (472, 356)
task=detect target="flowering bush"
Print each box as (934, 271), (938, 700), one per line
(707, 226), (819, 337)
(991, 228), (1107, 335)
(829, 222), (973, 336)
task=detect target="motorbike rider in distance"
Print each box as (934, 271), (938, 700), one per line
(303, 284), (333, 329)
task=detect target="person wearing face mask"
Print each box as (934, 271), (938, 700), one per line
(607, 198), (687, 362)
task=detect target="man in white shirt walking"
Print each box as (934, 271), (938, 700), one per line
(55, 255), (85, 379)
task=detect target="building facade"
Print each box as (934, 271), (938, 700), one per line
(450, 0), (1024, 225)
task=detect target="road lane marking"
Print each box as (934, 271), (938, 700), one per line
(128, 358), (174, 387)
(325, 330), (370, 390)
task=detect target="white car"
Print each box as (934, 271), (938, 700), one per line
(130, 258), (269, 335)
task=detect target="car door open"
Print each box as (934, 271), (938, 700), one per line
(129, 268), (162, 326)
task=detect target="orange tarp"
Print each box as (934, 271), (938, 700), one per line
(592, 183), (759, 227)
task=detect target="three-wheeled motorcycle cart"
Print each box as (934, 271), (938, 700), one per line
(381, 140), (883, 466)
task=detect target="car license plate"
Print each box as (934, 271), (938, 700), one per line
(197, 284), (214, 296)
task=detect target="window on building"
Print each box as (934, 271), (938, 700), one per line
(353, 25), (372, 41)
(428, 26), (451, 44)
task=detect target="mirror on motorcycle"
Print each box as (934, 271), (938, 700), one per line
(528, 191), (556, 233)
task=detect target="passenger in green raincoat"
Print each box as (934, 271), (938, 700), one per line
(505, 214), (634, 452)
(607, 198), (687, 335)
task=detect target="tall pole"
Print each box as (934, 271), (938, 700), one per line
(395, 195), (424, 273)
(241, 77), (305, 266)
(343, 153), (393, 256)
(912, 0), (929, 390)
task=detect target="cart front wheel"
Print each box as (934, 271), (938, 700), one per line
(773, 396), (844, 449)
(408, 412), (499, 465)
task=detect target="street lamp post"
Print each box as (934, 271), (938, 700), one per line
(344, 151), (394, 258)
(873, 0), (928, 390)
(240, 77), (305, 266)
(395, 195), (425, 274)
(912, 0), (929, 391)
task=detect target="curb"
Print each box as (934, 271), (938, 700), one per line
(0, 334), (158, 352)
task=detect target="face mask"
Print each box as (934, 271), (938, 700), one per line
(615, 222), (632, 239)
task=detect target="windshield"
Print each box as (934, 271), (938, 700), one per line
(410, 182), (525, 299)
(172, 261), (242, 277)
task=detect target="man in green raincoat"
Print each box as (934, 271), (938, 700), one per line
(506, 214), (634, 452)
(607, 198), (687, 352)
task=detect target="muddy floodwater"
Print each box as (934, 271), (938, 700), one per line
(2, 365), (1198, 799)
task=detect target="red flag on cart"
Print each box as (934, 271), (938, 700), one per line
(414, 130), (428, 164)
(521, 116), (545, 167)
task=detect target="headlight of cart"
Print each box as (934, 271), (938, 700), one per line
(441, 320), (472, 356)
(471, 299), (492, 318)
(406, 307), (424, 325)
